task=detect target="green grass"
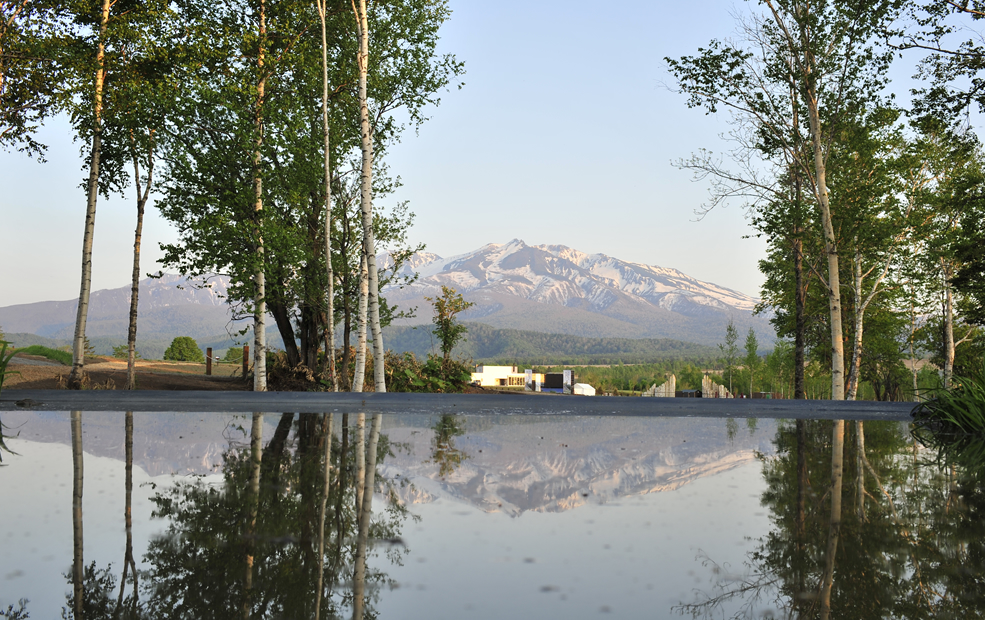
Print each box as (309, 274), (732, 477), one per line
(912, 361), (985, 468)
(14, 345), (73, 366)
(1, 341), (17, 393)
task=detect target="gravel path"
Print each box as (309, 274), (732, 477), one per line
(9, 355), (64, 367)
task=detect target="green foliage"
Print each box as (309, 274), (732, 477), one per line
(0, 341), (18, 394)
(14, 345), (72, 365)
(112, 344), (141, 360)
(424, 285), (474, 360)
(386, 322), (720, 365)
(385, 351), (472, 393)
(222, 347), (245, 364)
(429, 415), (469, 478)
(142, 415), (407, 617)
(913, 359), (985, 436)
(916, 316), (985, 378)
(744, 327), (759, 395)
(952, 189), (985, 326)
(0, 3), (63, 158)
(155, 0), (461, 370)
(719, 318), (739, 394)
(62, 561), (138, 620)
(163, 337), (205, 363)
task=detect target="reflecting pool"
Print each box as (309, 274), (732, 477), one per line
(0, 412), (982, 619)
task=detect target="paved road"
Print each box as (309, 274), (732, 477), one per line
(0, 389), (918, 420)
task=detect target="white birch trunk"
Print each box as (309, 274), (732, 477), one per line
(808, 99), (845, 400)
(252, 0), (268, 392)
(763, 0), (845, 400)
(353, 0), (386, 393)
(909, 282), (920, 401)
(69, 0), (111, 388)
(846, 252), (865, 400)
(351, 253), (368, 392)
(943, 262), (955, 389)
(317, 0), (337, 392)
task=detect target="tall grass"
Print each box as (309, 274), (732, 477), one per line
(15, 345), (73, 365)
(0, 341), (17, 393)
(912, 361), (985, 435)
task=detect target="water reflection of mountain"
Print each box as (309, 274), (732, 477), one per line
(5, 412), (777, 514)
(2, 411), (262, 476)
(382, 416), (777, 516)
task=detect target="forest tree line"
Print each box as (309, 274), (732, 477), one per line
(667, 0), (985, 401)
(1, 0), (461, 391)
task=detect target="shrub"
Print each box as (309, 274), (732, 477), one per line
(386, 351), (472, 393)
(222, 347), (245, 364)
(163, 337), (205, 363)
(1, 341), (17, 394)
(112, 344), (141, 360)
(912, 359), (985, 440)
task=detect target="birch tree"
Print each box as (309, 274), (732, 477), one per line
(905, 118), (984, 388)
(157, 0), (460, 385)
(668, 0), (902, 399)
(67, 0), (112, 389)
(351, 0), (386, 393)
(316, 0), (337, 391)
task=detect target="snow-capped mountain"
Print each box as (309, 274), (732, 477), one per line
(383, 240), (770, 346)
(383, 416), (777, 516)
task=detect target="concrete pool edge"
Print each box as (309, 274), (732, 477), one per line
(0, 390), (917, 420)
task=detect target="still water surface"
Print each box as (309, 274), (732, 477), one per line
(0, 412), (980, 619)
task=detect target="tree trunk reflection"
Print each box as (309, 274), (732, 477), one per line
(352, 413), (381, 620)
(314, 413), (333, 620)
(71, 411), (84, 620)
(114, 411), (138, 617)
(819, 420), (844, 620)
(243, 412), (263, 619)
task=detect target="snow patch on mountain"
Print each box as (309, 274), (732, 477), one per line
(383, 239), (759, 317)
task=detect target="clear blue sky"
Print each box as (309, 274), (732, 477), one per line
(0, 0), (931, 307)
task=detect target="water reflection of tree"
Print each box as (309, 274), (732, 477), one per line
(677, 419), (985, 619)
(56, 412), (408, 620)
(144, 412), (407, 619)
(428, 415), (469, 478)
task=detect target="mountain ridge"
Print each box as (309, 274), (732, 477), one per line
(383, 239), (772, 346)
(1, 241), (773, 353)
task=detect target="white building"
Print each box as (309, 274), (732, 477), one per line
(573, 383), (596, 396)
(471, 365), (545, 388)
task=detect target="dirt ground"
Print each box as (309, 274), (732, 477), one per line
(5, 354), (249, 391)
(4, 353), (500, 393)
